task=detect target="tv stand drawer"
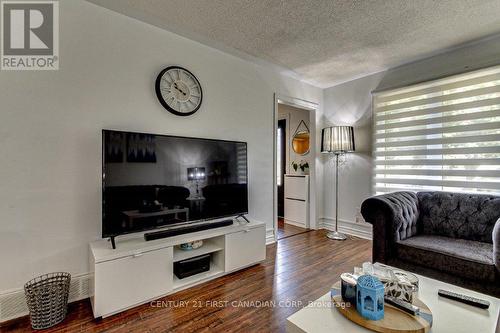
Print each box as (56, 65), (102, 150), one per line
(94, 247), (173, 317)
(224, 225), (265, 272)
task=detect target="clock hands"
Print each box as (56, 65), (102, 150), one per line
(173, 83), (187, 96)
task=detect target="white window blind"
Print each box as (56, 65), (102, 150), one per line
(373, 65), (500, 195)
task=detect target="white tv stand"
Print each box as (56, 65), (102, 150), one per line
(89, 219), (266, 318)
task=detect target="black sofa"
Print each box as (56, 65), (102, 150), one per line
(361, 191), (500, 296)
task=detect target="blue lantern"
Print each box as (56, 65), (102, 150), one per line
(356, 275), (384, 321)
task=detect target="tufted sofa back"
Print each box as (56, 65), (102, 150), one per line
(417, 191), (500, 243)
(361, 191), (420, 242)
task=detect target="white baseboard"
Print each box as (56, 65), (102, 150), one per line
(320, 217), (372, 240)
(0, 273), (92, 323)
(283, 219), (307, 228)
(266, 228), (276, 244)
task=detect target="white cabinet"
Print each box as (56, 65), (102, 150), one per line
(93, 247), (173, 317)
(225, 225), (266, 272)
(89, 220), (266, 318)
(284, 175), (309, 227)
(285, 198), (307, 225)
(285, 176), (308, 200)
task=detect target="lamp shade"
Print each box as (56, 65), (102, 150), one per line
(321, 126), (355, 153)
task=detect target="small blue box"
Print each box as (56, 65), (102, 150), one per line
(356, 275), (384, 321)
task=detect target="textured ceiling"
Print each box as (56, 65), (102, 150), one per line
(87, 0), (500, 88)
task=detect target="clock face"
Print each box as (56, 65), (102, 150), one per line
(155, 66), (203, 116)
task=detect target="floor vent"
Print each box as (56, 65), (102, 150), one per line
(0, 273), (91, 323)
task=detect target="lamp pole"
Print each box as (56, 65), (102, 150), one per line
(335, 153), (339, 231)
(327, 152), (347, 240)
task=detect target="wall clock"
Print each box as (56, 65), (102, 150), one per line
(155, 66), (203, 116)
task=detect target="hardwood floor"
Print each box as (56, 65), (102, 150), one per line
(2, 230), (371, 333)
(277, 218), (308, 240)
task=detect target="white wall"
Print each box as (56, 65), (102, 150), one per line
(320, 35), (500, 237)
(321, 73), (383, 234)
(0, 0), (322, 293)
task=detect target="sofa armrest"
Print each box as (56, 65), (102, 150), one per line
(494, 219), (500, 272)
(361, 191), (420, 263)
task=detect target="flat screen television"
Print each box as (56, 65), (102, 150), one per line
(102, 129), (248, 238)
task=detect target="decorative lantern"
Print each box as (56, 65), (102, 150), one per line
(356, 275), (385, 321)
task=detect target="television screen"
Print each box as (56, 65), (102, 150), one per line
(102, 130), (248, 238)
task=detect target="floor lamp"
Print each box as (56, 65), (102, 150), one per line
(321, 126), (355, 240)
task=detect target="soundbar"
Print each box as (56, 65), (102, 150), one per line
(144, 219), (234, 241)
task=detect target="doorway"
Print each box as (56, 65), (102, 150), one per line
(277, 119), (286, 218)
(275, 99), (316, 240)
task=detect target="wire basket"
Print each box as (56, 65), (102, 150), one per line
(24, 272), (71, 330)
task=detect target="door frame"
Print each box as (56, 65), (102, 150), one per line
(276, 116), (288, 218)
(273, 93), (318, 242)
(277, 113), (290, 175)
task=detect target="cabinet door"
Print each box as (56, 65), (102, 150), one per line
(284, 198), (307, 226)
(94, 247), (173, 317)
(225, 226), (266, 272)
(285, 176), (308, 200)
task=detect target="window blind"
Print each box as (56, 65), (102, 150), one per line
(373, 65), (500, 195)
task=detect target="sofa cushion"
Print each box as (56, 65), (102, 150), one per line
(396, 235), (496, 282)
(417, 192), (500, 243)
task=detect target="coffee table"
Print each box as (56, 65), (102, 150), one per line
(286, 271), (499, 333)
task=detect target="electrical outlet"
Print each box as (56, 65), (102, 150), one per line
(355, 207), (366, 224)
